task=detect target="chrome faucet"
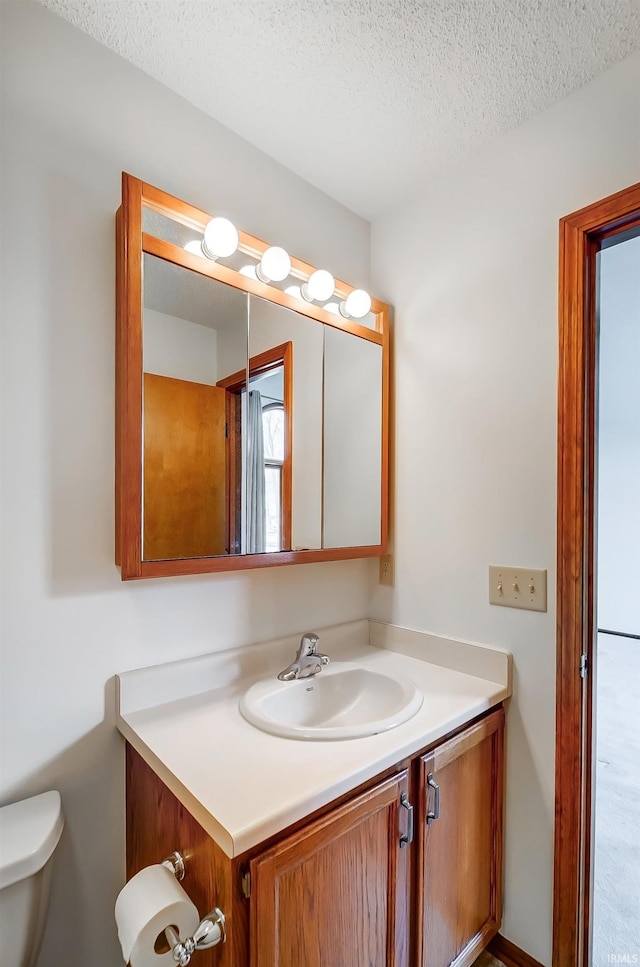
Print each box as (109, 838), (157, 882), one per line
(277, 633), (330, 681)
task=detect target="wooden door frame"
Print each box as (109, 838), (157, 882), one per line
(554, 182), (640, 967)
(217, 342), (293, 552)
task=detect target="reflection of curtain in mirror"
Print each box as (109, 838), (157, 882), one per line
(247, 390), (266, 553)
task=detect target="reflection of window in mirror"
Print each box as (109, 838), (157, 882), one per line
(219, 345), (292, 554)
(248, 366), (285, 553)
(262, 402), (285, 552)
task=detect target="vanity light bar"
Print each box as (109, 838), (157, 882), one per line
(198, 218), (370, 318)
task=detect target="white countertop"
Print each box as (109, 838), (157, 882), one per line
(116, 619), (511, 858)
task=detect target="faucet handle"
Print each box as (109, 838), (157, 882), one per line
(298, 632), (320, 657)
(301, 633), (330, 667)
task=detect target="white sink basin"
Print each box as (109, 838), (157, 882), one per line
(239, 661), (423, 740)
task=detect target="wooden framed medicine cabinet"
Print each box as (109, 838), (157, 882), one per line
(115, 174), (389, 579)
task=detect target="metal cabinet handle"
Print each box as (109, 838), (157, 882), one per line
(426, 773), (440, 825)
(399, 792), (414, 847)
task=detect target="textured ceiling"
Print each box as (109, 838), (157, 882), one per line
(39, 0), (640, 218)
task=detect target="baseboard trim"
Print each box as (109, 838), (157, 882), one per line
(488, 933), (545, 967)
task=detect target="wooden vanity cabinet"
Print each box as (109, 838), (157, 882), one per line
(416, 707), (504, 967)
(125, 705), (504, 967)
(249, 769), (411, 967)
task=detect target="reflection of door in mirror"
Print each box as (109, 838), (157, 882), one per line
(143, 374), (226, 558)
(249, 297), (323, 552)
(218, 342), (292, 554)
(142, 253), (248, 560)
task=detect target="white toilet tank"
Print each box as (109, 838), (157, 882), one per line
(0, 791), (64, 967)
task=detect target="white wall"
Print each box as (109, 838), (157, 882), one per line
(597, 235), (640, 636)
(143, 308), (218, 384)
(370, 52), (640, 965)
(0, 5), (373, 965)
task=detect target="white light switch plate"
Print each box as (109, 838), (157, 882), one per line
(489, 565), (547, 612)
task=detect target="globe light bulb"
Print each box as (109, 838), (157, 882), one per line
(285, 285), (302, 299)
(201, 217), (239, 260)
(340, 288), (372, 319)
(301, 269), (335, 303)
(256, 246), (291, 283)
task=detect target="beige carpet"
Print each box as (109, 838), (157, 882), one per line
(592, 632), (640, 965)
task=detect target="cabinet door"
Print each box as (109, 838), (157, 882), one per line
(249, 770), (411, 967)
(417, 707), (505, 967)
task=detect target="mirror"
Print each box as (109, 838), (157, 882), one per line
(142, 254), (247, 560)
(323, 326), (383, 548)
(116, 174), (389, 579)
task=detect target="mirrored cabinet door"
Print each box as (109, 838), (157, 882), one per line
(142, 254), (248, 560)
(323, 326), (383, 548)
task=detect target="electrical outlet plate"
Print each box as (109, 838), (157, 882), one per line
(489, 565), (547, 612)
(379, 554), (394, 587)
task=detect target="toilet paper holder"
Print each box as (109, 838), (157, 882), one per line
(160, 851), (226, 965)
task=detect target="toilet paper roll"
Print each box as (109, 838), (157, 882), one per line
(115, 863), (200, 967)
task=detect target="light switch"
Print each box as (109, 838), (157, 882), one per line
(489, 565), (547, 612)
